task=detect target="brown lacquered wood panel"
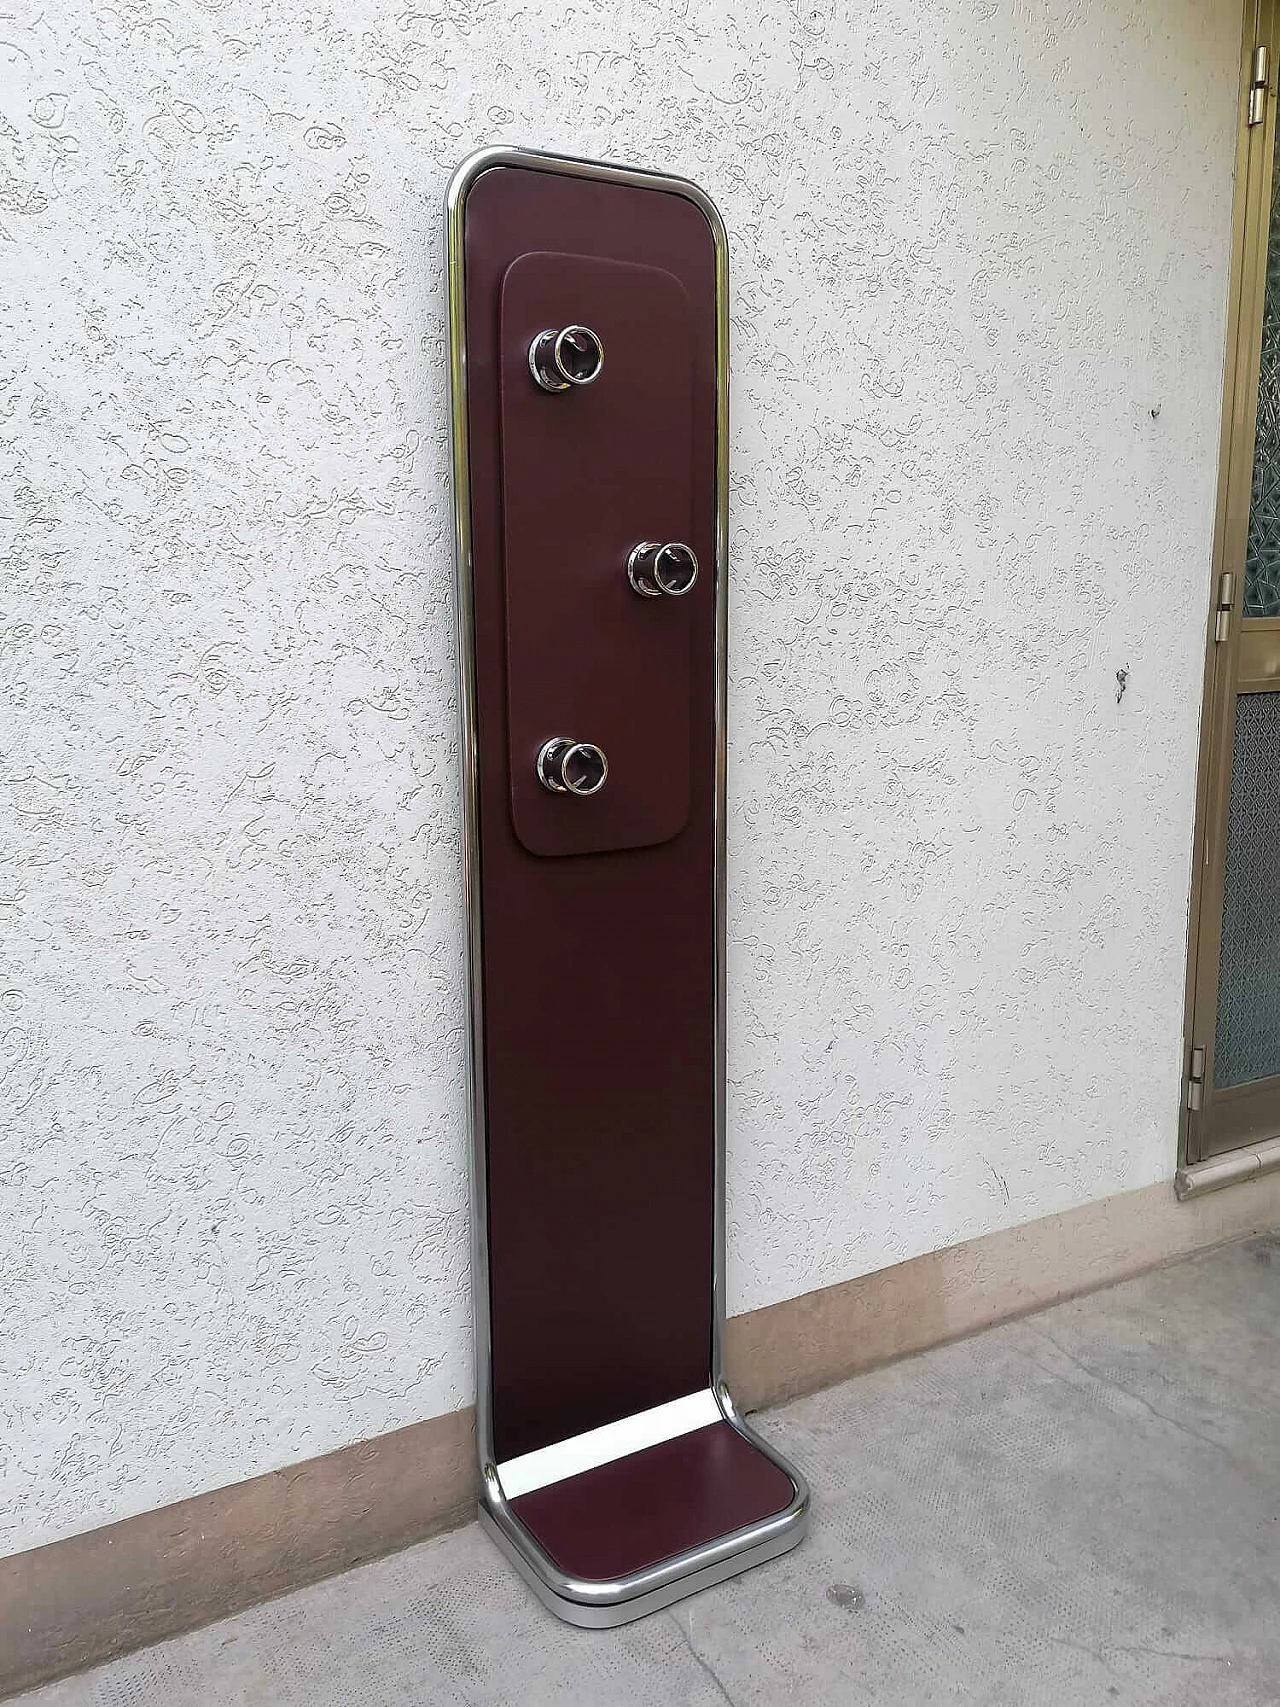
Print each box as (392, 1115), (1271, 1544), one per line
(500, 250), (694, 857)
(463, 165), (718, 1462)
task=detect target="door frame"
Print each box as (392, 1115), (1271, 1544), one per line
(1182, 0), (1280, 1172)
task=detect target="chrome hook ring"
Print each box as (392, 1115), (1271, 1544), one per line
(536, 737), (609, 797)
(627, 540), (699, 598)
(528, 325), (605, 393)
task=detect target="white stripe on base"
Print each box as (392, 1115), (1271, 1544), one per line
(496, 1389), (722, 1499)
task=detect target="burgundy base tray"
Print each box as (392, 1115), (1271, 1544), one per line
(511, 1421), (797, 1583)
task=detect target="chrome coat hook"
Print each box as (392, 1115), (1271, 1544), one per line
(528, 325), (605, 393)
(536, 737), (609, 796)
(627, 541), (699, 598)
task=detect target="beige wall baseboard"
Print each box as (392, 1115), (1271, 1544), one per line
(726, 1169), (1280, 1410)
(7, 1170), (1280, 1700)
(1, 1407), (478, 1701)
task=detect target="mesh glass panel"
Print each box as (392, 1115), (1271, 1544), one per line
(1215, 692), (1280, 1086)
(1246, 119), (1280, 616)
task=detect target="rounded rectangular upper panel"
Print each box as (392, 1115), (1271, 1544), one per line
(500, 251), (696, 857)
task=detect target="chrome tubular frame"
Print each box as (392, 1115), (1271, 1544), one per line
(446, 144), (809, 1626)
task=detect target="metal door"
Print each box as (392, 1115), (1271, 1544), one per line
(1184, 1), (1280, 1181)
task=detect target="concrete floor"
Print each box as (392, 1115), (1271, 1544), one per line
(19, 1232), (1280, 1707)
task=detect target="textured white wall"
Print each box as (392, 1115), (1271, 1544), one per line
(2, 0), (1238, 1554)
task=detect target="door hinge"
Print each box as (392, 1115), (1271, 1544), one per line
(1250, 44), (1269, 126)
(1187, 1045), (1206, 1112)
(1215, 570), (1235, 643)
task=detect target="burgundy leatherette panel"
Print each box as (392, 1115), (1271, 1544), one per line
(500, 251), (694, 857)
(511, 1422), (796, 1581)
(464, 165), (717, 1461)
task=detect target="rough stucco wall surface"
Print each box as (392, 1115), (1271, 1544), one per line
(2, 0), (1238, 1553)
